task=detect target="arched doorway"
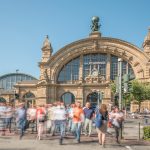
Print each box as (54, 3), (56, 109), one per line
(87, 92), (101, 109)
(0, 97), (6, 103)
(22, 92), (35, 108)
(61, 92), (75, 106)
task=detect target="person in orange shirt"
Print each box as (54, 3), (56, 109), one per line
(72, 101), (84, 143)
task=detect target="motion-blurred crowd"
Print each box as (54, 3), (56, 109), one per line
(0, 101), (124, 147)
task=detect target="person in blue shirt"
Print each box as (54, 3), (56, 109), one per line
(83, 102), (95, 136)
(16, 103), (26, 139)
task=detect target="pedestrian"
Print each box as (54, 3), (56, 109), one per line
(72, 101), (84, 143)
(111, 106), (124, 143)
(26, 105), (37, 133)
(95, 104), (108, 148)
(50, 102), (57, 136)
(83, 102), (95, 136)
(36, 105), (46, 140)
(53, 102), (67, 145)
(4, 103), (14, 133)
(0, 102), (7, 136)
(67, 104), (75, 132)
(46, 103), (53, 134)
(15, 102), (27, 139)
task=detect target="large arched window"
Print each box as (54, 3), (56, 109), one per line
(57, 54), (135, 83)
(61, 92), (75, 105)
(111, 55), (135, 80)
(57, 57), (80, 83)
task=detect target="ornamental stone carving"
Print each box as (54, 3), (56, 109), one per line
(85, 75), (105, 84)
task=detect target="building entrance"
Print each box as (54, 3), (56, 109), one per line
(22, 92), (35, 108)
(61, 92), (75, 106)
(87, 92), (100, 109)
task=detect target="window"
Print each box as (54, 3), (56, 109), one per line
(83, 54), (107, 78)
(57, 57), (80, 83)
(61, 92), (75, 105)
(110, 55), (135, 80)
(57, 54), (135, 83)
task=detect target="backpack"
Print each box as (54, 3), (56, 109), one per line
(95, 111), (103, 128)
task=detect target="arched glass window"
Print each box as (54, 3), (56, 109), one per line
(83, 54), (107, 78)
(57, 57), (80, 83)
(23, 92), (35, 99)
(61, 92), (75, 105)
(57, 54), (135, 83)
(22, 92), (35, 108)
(87, 92), (101, 110)
(0, 97), (6, 103)
(110, 55), (135, 80)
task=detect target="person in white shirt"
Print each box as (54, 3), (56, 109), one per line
(26, 105), (37, 133)
(0, 103), (7, 135)
(111, 106), (124, 143)
(50, 102), (57, 136)
(4, 103), (14, 133)
(46, 104), (53, 134)
(53, 102), (67, 145)
(67, 104), (75, 132)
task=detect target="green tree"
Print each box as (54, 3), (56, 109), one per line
(123, 93), (133, 107)
(144, 84), (150, 100)
(110, 80), (119, 106)
(110, 81), (116, 94)
(131, 80), (145, 112)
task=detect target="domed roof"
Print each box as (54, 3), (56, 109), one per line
(0, 73), (37, 91)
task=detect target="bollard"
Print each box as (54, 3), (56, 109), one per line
(145, 117), (148, 125)
(121, 122), (123, 139)
(139, 122), (140, 140)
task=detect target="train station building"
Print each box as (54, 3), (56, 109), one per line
(2, 17), (150, 111)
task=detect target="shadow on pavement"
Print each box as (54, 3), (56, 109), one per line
(121, 139), (150, 146)
(0, 149), (32, 150)
(0, 136), (12, 139)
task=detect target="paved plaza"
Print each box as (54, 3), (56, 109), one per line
(0, 132), (150, 150)
(0, 118), (150, 150)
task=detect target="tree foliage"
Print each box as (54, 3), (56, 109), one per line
(110, 81), (116, 94)
(110, 79), (150, 111)
(131, 80), (150, 112)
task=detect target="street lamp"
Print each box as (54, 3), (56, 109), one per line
(97, 90), (100, 107)
(118, 58), (123, 110)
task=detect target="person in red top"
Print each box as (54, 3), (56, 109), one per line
(72, 101), (84, 143)
(36, 105), (46, 140)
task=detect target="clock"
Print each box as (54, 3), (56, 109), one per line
(92, 70), (98, 76)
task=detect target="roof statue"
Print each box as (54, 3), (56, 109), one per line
(91, 16), (100, 32)
(42, 35), (52, 51)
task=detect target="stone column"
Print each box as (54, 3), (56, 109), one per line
(106, 54), (111, 81)
(36, 85), (47, 105)
(76, 87), (84, 105)
(79, 55), (83, 82)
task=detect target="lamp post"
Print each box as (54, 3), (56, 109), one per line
(118, 58), (123, 110)
(0, 87), (4, 94)
(97, 90), (100, 107)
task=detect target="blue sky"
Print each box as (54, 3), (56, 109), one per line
(0, 0), (149, 78)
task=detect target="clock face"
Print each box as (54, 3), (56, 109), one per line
(92, 70), (98, 76)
